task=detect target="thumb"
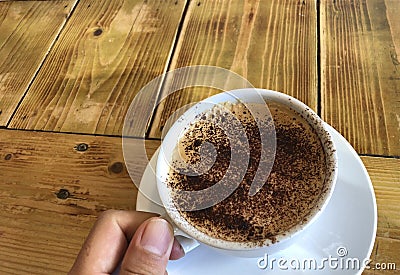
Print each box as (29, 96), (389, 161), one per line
(120, 217), (174, 275)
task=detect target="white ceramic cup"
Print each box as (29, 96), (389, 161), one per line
(156, 88), (338, 257)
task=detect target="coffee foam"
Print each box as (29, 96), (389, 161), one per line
(166, 100), (327, 244)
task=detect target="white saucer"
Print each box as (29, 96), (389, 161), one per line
(136, 124), (377, 274)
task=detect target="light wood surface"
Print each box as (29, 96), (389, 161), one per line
(0, 129), (159, 274)
(0, 0), (77, 126)
(8, 0), (187, 136)
(0, 137), (398, 274)
(361, 156), (400, 273)
(0, 0), (398, 274)
(321, 0), (400, 156)
(148, 0), (318, 138)
(362, 156), (400, 240)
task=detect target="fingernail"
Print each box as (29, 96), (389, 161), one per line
(140, 218), (173, 256)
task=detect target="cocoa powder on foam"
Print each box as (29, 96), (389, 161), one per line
(166, 101), (327, 244)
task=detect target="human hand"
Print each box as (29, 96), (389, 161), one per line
(69, 210), (185, 275)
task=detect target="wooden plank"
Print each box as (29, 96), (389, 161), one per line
(8, 0), (187, 136)
(148, 0), (318, 138)
(321, 0), (400, 156)
(0, 129), (160, 274)
(361, 156), (400, 274)
(0, 131), (397, 274)
(0, 0), (77, 126)
(361, 156), (400, 240)
(363, 237), (400, 274)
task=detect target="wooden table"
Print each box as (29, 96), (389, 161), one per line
(0, 0), (398, 274)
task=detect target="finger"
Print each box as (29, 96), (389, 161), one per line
(120, 217), (174, 275)
(69, 210), (157, 274)
(169, 238), (185, 260)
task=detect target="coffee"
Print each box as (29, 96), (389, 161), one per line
(166, 100), (327, 245)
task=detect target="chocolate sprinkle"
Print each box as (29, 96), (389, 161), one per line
(167, 101), (327, 243)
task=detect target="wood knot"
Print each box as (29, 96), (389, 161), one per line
(75, 143), (89, 152)
(93, 28), (103, 36)
(248, 11), (254, 22)
(109, 162), (124, 174)
(56, 189), (70, 200)
(4, 154), (12, 161)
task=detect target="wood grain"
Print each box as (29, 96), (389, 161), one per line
(8, 0), (187, 136)
(0, 134), (397, 274)
(361, 156), (400, 274)
(0, 129), (159, 274)
(361, 156), (400, 240)
(148, 0), (317, 138)
(321, 0), (400, 156)
(363, 237), (400, 274)
(0, 0), (77, 126)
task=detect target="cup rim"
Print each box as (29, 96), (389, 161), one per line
(156, 88), (338, 251)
